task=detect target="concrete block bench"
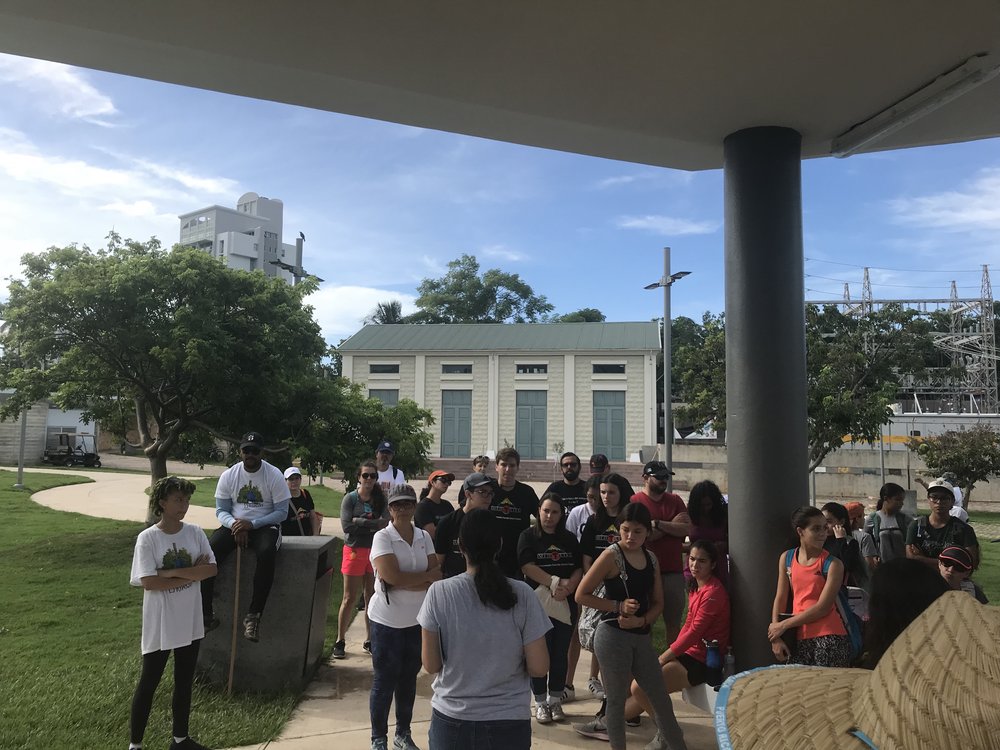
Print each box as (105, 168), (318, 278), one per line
(197, 535), (336, 693)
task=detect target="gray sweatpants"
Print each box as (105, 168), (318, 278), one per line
(593, 621), (687, 750)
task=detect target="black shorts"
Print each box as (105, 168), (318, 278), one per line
(677, 653), (709, 687)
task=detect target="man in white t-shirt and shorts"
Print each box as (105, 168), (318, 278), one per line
(200, 431), (289, 643)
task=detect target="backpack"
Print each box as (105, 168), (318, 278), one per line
(865, 511), (910, 562)
(578, 543), (656, 652)
(784, 548), (863, 662)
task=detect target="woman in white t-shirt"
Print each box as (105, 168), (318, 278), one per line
(129, 477), (217, 750)
(368, 484), (440, 750)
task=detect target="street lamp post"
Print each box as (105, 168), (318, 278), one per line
(644, 246), (690, 492)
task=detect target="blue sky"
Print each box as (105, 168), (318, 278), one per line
(0, 52), (997, 344)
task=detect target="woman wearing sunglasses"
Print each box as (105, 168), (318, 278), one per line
(415, 471), (455, 543)
(335, 461), (390, 659)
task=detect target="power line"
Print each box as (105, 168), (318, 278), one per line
(805, 257), (982, 273)
(804, 273), (978, 289)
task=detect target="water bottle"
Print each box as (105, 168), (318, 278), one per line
(723, 646), (736, 679)
(704, 639), (721, 670)
(703, 638), (722, 686)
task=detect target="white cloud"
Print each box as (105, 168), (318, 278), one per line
(132, 158), (238, 196)
(307, 285), (417, 343)
(890, 168), (1000, 231)
(0, 54), (118, 124)
(480, 244), (525, 262)
(616, 214), (719, 236)
(594, 170), (694, 190)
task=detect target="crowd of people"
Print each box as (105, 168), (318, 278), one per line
(126, 435), (992, 750)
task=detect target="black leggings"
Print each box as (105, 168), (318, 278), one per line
(129, 640), (201, 744)
(201, 525), (279, 617)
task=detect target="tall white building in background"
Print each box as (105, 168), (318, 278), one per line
(178, 191), (306, 284)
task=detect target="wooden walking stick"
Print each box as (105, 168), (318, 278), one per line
(227, 544), (242, 695)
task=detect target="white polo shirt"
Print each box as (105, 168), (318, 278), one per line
(368, 523), (434, 628)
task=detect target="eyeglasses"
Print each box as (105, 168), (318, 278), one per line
(360, 472), (378, 479)
(472, 487), (494, 496)
(561, 462), (580, 469)
(242, 446), (261, 455)
(939, 559), (967, 570)
(435, 477), (453, 485)
(390, 500), (416, 509)
(928, 495), (954, 504)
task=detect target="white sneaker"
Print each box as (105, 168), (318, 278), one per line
(535, 702), (553, 724)
(549, 700), (566, 722)
(588, 677), (606, 700)
(560, 685), (576, 703)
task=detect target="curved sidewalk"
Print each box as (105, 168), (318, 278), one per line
(13, 466), (718, 750)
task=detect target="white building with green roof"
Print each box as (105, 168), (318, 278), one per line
(338, 322), (660, 461)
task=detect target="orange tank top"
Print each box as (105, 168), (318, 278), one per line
(790, 549), (846, 640)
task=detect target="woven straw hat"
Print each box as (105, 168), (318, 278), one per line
(715, 592), (1000, 749)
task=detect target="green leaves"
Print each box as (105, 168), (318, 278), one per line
(907, 424), (1000, 510)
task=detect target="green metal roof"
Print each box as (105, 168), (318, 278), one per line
(338, 322), (660, 352)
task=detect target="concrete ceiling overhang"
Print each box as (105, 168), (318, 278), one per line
(0, 2), (998, 170)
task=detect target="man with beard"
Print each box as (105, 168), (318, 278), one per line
(201, 431), (289, 642)
(544, 452), (589, 511)
(631, 460), (690, 643)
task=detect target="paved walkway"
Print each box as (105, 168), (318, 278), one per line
(11, 464), (718, 750)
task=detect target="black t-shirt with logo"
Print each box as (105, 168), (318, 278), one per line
(580, 515), (620, 561)
(543, 480), (589, 512)
(517, 527), (583, 586)
(490, 481), (540, 579)
(415, 497), (455, 531)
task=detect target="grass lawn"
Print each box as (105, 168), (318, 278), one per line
(0, 471), (345, 750)
(969, 511), (1000, 600)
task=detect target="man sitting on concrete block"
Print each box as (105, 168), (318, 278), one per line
(201, 431), (290, 642)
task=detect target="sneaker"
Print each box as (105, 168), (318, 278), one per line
(643, 732), (668, 750)
(332, 640), (346, 659)
(370, 738), (388, 750)
(363, 640), (373, 655)
(357, 594), (366, 611)
(242, 613), (260, 642)
(392, 734), (421, 750)
(574, 716), (609, 741)
(203, 615), (220, 633)
(549, 700), (566, 722)
(626, 715), (642, 728)
(588, 677), (606, 700)
(561, 685), (576, 703)
(535, 701), (553, 724)
(169, 738), (211, 750)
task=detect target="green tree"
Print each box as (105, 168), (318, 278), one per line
(406, 254), (554, 323)
(673, 312), (726, 434)
(669, 304), (938, 470)
(364, 299), (404, 324)
(0, 235), (329, 482)
(908, 424), (1000, 510)
(557, 308), (606, 322)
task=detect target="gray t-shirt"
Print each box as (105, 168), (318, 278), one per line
(417, 573), (551, 721)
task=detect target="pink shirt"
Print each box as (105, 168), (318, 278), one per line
(633, 491), (687, 573)
(790, 549), (846, 640)
(669, 576), (730, 663)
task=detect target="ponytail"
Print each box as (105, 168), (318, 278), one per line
(460, 508), (517, 610)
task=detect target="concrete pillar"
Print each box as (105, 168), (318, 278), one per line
(724, 127), (808, 669)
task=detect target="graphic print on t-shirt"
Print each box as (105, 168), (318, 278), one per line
(238, 481), (265, 508)
(491, 498), (523, 519)
(161, 542), (194, 569)
(545, 544), (574, 564)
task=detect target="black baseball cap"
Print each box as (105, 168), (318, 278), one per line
(240, 432), (264, 450)
(642, 460), (674, 480)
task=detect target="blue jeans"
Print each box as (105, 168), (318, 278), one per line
(530, 616), (572, 698)
(429, 709), (531, 750)
(369, 621), (422, 740)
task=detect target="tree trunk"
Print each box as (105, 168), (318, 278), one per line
(963, 484), (974, 513)
(143, 446), (170, 525)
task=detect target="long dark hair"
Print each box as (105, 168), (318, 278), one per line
(359, 460), (387, 516)
(862, 558), (949, 668)
(687, 539), (720, 593)
(821, 501), (849, 526)
(594, 473), (627, 529)
(460, 509), (516, 610)
(688, 480), (727, 527)
(877, 482), (905, 511)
